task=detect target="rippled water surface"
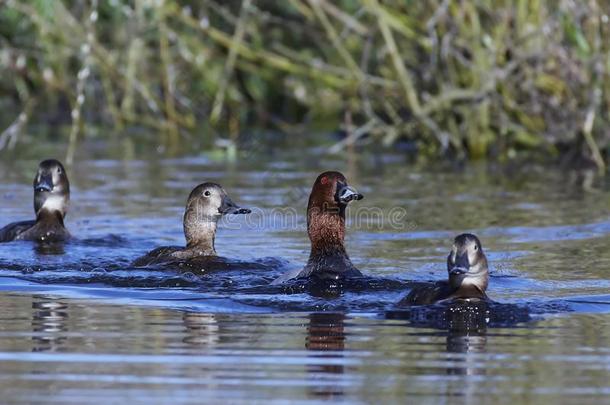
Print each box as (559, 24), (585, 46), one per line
(1, 146), (609, 403)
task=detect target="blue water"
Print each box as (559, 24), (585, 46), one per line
(0, 150), (609, 403)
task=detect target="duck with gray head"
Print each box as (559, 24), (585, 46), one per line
(132, 182), (252, 267)
(0, 159), (71, 243)
(399, 234), (489, 306)
(273, 171), (364, 284)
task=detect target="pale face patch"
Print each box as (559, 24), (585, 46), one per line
(466, 241), (479, 266)
(188, 187), (224, 220)
(40, 194), (67, 214)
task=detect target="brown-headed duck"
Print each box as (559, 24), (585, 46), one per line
(399, 234), (489, 305)
(132, 182), (250, 266)
(273, 171), (363, 284)
(0, 159), (71, 243)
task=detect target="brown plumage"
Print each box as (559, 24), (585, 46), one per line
(133, 182), (250, 266)
(273, 171), (363, 283)
(400, 234), (489, 306)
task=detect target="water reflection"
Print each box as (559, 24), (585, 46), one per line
(388, 299), (533, 383)
(305, 312), (346, 399)
(182, 312), (220, 347)
(0, 293), (605, 403)
(31, 297), (68, 352)
(388, 300), (497, 379)
(444, 300), (489, 377)
(33, 242), (65, 256)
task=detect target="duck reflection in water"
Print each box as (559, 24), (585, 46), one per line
(181, 312), (220, 347)
(33, 241), (66, 256)
(305, 312), (346, 399)
(445, 301), (488, 352)
(443, 300), (489, 377)
(31, 297), (69, 352)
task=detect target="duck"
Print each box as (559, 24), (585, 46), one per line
(399, 233), (489, 305)
(0, 159), (71, 243)
(273, 171), (363, 284)
(132, 182), (251, 266)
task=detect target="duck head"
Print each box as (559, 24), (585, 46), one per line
(183, 182), (250, 251)
(33, 159), (70, 222)
(307, 171), (363, 254)
(308, 171), (363, 212)
(446, 233), (489, 294)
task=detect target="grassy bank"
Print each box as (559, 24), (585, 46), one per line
(1, 0), (609, 166)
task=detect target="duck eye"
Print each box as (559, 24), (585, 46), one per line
(203, 190), (211, 197)
(57, 168), (62, 174)
(474, 245), (478, 251)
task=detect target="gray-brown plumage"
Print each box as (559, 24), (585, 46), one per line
(273, 171), (363, 284)
(0, 159), (71, 243)
(400, 234), (489, 306)
(132, 182), (250, 266)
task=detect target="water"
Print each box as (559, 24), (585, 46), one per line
(1, 146), (610, 403)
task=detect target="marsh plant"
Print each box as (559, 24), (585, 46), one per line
(1, 0), (609, 166)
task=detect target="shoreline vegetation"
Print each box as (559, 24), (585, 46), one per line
(0, 0), (609, 168)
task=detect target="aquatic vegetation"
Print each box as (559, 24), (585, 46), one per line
(0, 0), (609, 165)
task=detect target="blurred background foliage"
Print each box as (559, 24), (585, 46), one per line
(1, 0), (610, 166)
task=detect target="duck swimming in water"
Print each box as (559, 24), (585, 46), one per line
(273, 171), (363, 284)
(133, 182), (251, 266)
(0, 159), (71, 243)
(399, 233), (489, 305)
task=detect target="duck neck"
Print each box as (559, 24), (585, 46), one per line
(36, 208), (65, 227)
(307, 205), (351, 264)
(183, 216), (218, 256)
(450, 264), (489, 299)
(35, 193), (67, 227)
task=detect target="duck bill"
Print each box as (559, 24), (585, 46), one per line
(337, 185), (363, 204)
(449, 253), (470, 275)
(219, 195), (251, 215)
(34, 173), (53, 193)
